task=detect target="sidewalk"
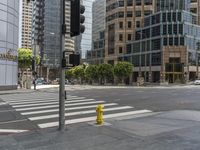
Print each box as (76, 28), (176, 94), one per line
(1, 110), (200, 150)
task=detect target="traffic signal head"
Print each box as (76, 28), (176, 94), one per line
(70, 0), (85, 37)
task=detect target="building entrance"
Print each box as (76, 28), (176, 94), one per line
(165, 58), (184, 83)
(166, 73), (183, 83)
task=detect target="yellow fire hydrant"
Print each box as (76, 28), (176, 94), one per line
(96, 104), (103, 125)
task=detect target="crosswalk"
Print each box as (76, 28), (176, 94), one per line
(0, 92), (152, 129)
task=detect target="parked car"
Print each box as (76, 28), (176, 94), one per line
(35, 78), (47, 85)
(194, 80), (200, 85)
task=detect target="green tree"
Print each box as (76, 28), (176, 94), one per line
(85, 65), (99, 84)
(65, 68), (74, 80)
(18, 48), (40, 70)
(114, 61), (133, 84)
(98, 63), (114, 84)
(18, 48), (40, 88)
(73, 65), (85, 84)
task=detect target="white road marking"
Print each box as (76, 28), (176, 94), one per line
(15, 101), (105, 111)
(21, 103), (118, 115)
(7, 98), (56, 103)
(29, 106), (133, 121)
(10, 99), (95, 106)
(38, 110), (152, 128)
(12, 99), (95, 108)
(6, 97), (85, 103)
(0, 129), (28, 133)
(0, 102), (8, 106)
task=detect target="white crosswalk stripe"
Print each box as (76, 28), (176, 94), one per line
(29, 106), (133, 121)
(12, 99), (95, 108)
(1, 93), (153, 129)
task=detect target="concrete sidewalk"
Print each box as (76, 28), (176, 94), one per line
(1, 110), (200, 150)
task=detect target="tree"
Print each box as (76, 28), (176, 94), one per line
(98, 63), (114, 84)
(73, 65), (85, 84)
(65, 68), (74, 80)
(114, 61), (133, 84)
(18, 48), (33, 70)
(85, 65), (99, 84)
(18, 48), (40, 88)
(18, 48), (40, 70)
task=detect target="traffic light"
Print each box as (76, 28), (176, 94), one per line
(70, 0), (85, 37)
(69, 54), (80, 66)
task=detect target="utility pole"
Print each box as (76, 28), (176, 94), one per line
(196, 42), (200, 79)
(33, 39), (37, 90)
(59, 0), (66, 131)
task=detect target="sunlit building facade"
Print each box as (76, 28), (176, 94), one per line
(0, 0), (19, 90)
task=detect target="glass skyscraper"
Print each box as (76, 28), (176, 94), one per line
(76, 0), (94, 59)
(0, 0), (19, 90)
(125, 0), (200, 83)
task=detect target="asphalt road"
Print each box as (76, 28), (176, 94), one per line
(67, 86), (200, 112)
(0, 85), (200, 133)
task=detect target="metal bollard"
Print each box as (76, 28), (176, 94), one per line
(96, 104), (103, 125)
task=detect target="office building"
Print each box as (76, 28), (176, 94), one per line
(32, 0), (74, 80)
(76, 0), (93, 59)
(105, 0), (200, 84)
(0, 0), (19, 90)
(19, 0), (33, 49)
(105, 0), (155, 64)
(86, 0), (106, 64)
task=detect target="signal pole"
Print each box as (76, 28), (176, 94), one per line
(59, 0), (66, 131)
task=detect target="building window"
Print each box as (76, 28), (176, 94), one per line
(163, 37), (168, 45)
(168, 24), (172, 34)
(172, 12), (176, 22)
(162, 12), (166, 22)
(169, 37), (173, 45)
(127, 0), (133, 6)
(126, 44), (132, 54)
(180, 37), (184, 45)
(174, 37), (178, 45)
(119, 34), (123, 41)
(152, 26), (160, 37)
(144, 10), (152, 16)
(163, 24), (167, 35)
(168, 12), (173, 21)
(152, 53), (161, 65)
(152, 39), (161, 50)
(136, 21), (140, 28)
(128, 34), (132, 41)
(119, 22), (123, 29)
(118, 12), (124, 18)
(127, 11), (133, 17)
(118, 0), (124, 7)
(132, 55), (140, 66)
(144, 0), (152, 5)
(178, 12), (182, 21)
(119, 47), (123, 53)
(179, 24), (183, 34)
(136, 0), (141, 5)
(135, 11), (141, 17)
(173, 24), (177, 34)
(128, 21), (132, 28)
(99, 31), (104, 39)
